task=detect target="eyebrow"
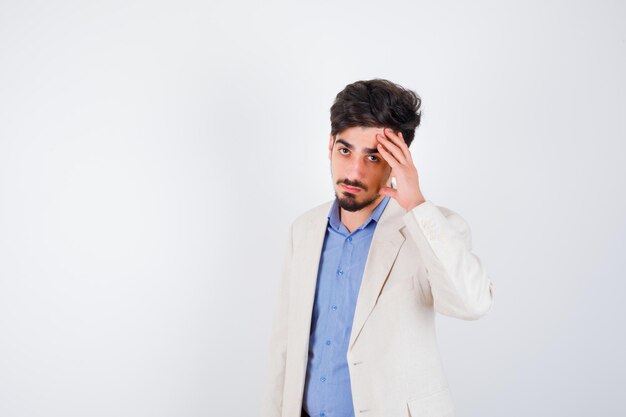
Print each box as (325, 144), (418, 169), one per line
(335, 138), (380, 154)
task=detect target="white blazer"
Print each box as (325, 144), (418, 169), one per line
(261, 197), (495, 417)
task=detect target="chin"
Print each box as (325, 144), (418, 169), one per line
(335, 190), (380, 212)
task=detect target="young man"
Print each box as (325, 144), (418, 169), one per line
(261, 79), (495, 417)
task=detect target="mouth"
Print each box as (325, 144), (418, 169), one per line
(341, 184), (362, 193)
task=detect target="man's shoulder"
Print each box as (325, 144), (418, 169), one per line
(290, 200), (333, 229)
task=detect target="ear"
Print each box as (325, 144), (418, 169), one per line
(328, 134), (334, 160)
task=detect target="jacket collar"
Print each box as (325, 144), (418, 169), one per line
(297, 197), (408, 352)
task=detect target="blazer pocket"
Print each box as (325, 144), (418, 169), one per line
(407, 387), (455, 417)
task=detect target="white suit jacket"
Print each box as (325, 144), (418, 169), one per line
(261, 197), (495, 417)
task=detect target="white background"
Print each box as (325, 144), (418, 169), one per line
(1, 0), (624, 416)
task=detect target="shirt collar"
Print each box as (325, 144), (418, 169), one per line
(327, 195), (391, 233)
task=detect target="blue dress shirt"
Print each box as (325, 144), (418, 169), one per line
(302, 196), (391, 417)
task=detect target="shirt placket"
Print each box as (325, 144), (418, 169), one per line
(317, 231), (356, 416)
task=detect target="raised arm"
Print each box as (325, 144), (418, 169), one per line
(403, 201), (495, 320)
(375, 127), (494, 320)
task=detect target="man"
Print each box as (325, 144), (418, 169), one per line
(261, 79), (495, 417)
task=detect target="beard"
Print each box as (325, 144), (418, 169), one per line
(334, 176), (381, 212)
(335, 190), (381, 212)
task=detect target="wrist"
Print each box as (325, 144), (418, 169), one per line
(405, 195), (426, 212)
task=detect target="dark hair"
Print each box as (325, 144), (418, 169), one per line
(330, 79), (422, 147)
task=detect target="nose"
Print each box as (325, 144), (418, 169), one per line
(346, 156), (367, 180)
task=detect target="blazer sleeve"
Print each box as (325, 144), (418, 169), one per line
(261, 223), (294, 417)
(402, 200), (495, 320)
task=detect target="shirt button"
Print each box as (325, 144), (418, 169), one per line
(320, 376), (326, 382)
(325, 340), (331, 346)
(320, 412), (326, 417)
(348, 236), (353, 242)
(331, 305), (338, 311)
(337, 270), (343, 276)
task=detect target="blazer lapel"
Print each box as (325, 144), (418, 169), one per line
(348, 198), (406, 352)
(293, 209), (330, 343)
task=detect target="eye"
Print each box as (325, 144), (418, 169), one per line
(368, 155), (379, 162)
(338, 148), (350, 155)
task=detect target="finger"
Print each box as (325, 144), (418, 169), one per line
(382, 129), (412, 164)
(376, 141), (401, 168)
(384, 128), (412, 163)
(395, 131), (414, 164)
(377, 134), (406, 165)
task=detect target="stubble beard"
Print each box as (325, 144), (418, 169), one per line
(335, 190), (381, 212)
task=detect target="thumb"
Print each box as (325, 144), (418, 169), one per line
(379, 186), (397, 198)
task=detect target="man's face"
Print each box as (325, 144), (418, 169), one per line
(328, 126), (393, 212)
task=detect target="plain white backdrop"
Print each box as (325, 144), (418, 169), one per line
(1, 0), (624, 416)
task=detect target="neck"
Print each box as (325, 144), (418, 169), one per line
(339, 194), (385, 233)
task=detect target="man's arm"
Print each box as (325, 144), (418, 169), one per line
(261, 223), (294, 417)
(375, 128), (494, 320)
(403, 201), (495, 320)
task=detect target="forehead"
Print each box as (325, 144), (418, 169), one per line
(334, 126), (385, 147)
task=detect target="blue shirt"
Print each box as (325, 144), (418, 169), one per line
(302, 196), (391, 417)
